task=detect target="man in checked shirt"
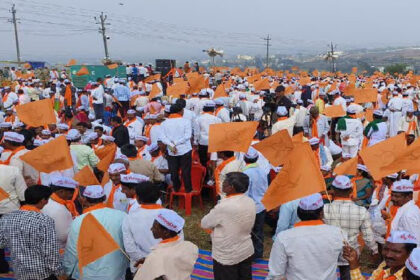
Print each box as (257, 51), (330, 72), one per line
(0, 185), (66, 280)
(324, 175), (379, 280)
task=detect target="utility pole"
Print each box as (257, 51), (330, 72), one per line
(262, 34), (271, 68)
(9, 4), (21, 63)
(95, 12), (110, 61)
(330, 42), (337, 72)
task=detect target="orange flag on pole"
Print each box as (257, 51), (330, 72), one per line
(187, 75), (207, 94)
(77, 213), (120, 275)
(380, 139), (420, 176)
(96, 145), (117, 172)
(253, 130), (293, 166)
(208, 122), (258, 153)
(323, 105), (346, 118)
(0, 187), (10, 202)
(67, 59), (77, 66)
(73, 166), (100, 186)
(16, 99), (56, 127)
(292, 132), (304, 143)
(95, 143), (117, 160)
(213, 84), (227, 99)
(261, 142), (326, 210)
(76, 67), (89, 76)
(20, 136), (74, 173)
(144, 74), (161, 83)
(148, 83), (161, 99)
(333, 156), (358, 176)
(166, 81), (189, 98)
(359, 133), (406, 180)
(253, 78), (270, 91)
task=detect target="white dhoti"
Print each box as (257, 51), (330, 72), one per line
(342, 145), (359, 158)
(388, 111), (402, 137)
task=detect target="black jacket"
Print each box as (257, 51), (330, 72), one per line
(112, 125), (130, 148)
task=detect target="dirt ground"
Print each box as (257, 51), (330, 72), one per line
(171, 194), (377, 274)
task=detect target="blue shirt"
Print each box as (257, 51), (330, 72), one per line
(242, 163), (268, 214)
(274, 199), (300, 240)
(113, 85), (131, 102)
(63, 207), (128, 280)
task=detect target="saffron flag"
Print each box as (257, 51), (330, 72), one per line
(20, 136), (74, 173)
(262, 142), (326, 210)
(213, 84), (227, 99)
(107, 63), (118, 69)
(323, 105), (346, 118)
(144, 74), (161, 83)
(148, 83), (161, 99)
(95, 143), (117, 160)
(166, 81), (189, 98)
(253, 78), (270, 91)
(96, 144), (117, 172)
(73, 166), (100, 186)
(76, 67), (89, 76)
(67, 59), (77, 66)
(353, 88), (378, 104)
(253, 130), (293, 166)
(380, 139), (420, 176)
(77, 213), (120, 274)
(333, 156), (358, 176)
(187, 75), (207, 94)
(208, 121), (258, 153)
(16, 99), (56, 127)
(359, 133), (407, 180)
(0, 187), (10, 202)
(292, 132), (304, 143)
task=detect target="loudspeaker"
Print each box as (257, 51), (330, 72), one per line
(155, 59), (176, 76)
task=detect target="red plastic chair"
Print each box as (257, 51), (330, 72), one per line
(169, 163), (206, 216)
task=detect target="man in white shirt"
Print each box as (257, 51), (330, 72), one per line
(390, 179), (420, 244)
(271, 106), (297, 137)
(201, 172), (256, 280)
(2, 87), (18, 109)
(267, 193), (346, 280)
(0, 146), (27, 272)
(133, 209), (198, 280)
(41, 175), (77, 252)
(388, 91), (404, 137)
(304, 106), (330, 143)
(365, 109), (388, 146)
(138, 63), (148, 81)
(160, 104), (193, 193)
(333, 91), (347, 111)
(193, 100), (221, 167)
(124, 109), (144, 144)
(335, 108), (364, 157)
(122, 181), (162, 275)
(214, 98), (230, 123)
(91, 81), (105, 120)
(103, 163), (129, 212)
(398, 109), (419, 138)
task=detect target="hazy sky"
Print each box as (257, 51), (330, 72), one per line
(0, 0), (419, 63)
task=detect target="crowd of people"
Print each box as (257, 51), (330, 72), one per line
(0, 62), (420, 280)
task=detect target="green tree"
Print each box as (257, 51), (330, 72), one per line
(384, 63), (408, 76)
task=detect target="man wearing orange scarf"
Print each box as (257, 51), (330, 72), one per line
(398, 109), (419, 138)
(344, 230), (417, 280)
(103, 163), (129, 212)
(41, 175), (78, 252)
(304, 107), (330, 145)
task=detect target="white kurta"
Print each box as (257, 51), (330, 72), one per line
(41, 198), (73, 250)
(267, 224), (346, 280)
(133, 239), (198, 280)
(391, 200), (420, 245)
(122, 206), (162, 272)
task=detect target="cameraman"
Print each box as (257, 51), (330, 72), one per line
(275, 85), (293, 111)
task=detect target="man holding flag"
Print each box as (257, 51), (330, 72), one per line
(63, 185), (128, 279)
